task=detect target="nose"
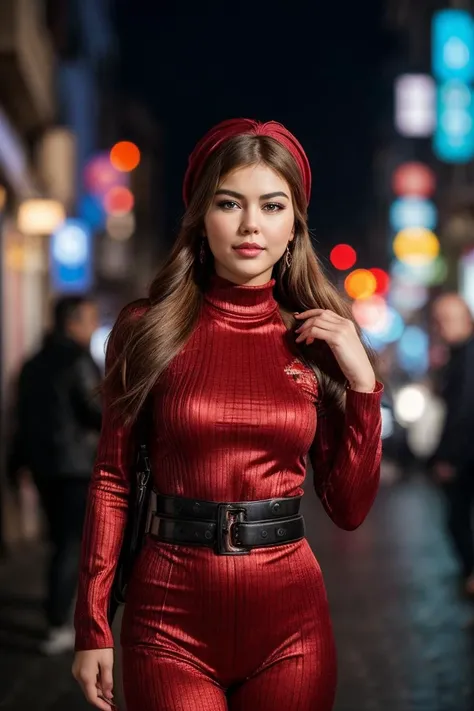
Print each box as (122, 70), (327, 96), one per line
(240, 217), (260, 235)
(239, 209), (260, 235)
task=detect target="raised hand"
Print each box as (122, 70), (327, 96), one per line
(295, 309), (376, 393)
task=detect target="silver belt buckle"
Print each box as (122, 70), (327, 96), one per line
(216, 504), (250, 555)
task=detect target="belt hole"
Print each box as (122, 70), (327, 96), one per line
(261, 530), (268, 538)
(204, 530), (213, 540)
(277, 528), (286, 537)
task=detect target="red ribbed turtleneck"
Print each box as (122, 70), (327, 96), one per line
(74, 276), (383, 651)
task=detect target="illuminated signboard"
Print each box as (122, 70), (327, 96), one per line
(432, 9), (474, 83)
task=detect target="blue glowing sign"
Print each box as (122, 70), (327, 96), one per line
(389, 198), (437, 232)
(78, 192), (106, 231)
(434, 80), (474, 162)
(432, 10), (474, 83)
(50, 219), (93, 293)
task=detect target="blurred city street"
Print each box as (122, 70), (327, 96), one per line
(1, 477), (474, 711)
(2, 1), (474, 710)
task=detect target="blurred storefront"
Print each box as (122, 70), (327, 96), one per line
(0, 0), (58, 545)
(0, 0), (163, 547)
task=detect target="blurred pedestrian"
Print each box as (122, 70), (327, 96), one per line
(431, 293), (474, 595)
(72, 119), (383, 711)
(8, 295), (102, 654)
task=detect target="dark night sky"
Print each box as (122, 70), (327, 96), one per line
(116, 1), (391, 254)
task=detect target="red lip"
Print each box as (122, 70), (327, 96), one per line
(233, 242), (265, 250)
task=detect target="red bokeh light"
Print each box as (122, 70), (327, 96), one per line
(392, 162), (436, 198)
(369, 268), (390, 295)
(330, 244), (357, 270)
(103, 186), (134, 215)
(110, 141), (141, 172)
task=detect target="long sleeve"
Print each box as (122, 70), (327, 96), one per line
(309, 381), (383, 531)
(74, 304), (146, 651)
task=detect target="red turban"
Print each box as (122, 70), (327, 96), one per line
(182, 118), (312, 207)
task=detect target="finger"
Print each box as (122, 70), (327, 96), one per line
(295, 312), (347, 332)
(99, 662), (114, 701)
(295, 320), (344, 341)
(295, 324), (335, 344)
(294, 309), (325, 319)
(82, 681), (112, 711)
(296, 318), (341, 334)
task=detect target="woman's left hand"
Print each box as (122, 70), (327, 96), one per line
(295, 309), (376, 392)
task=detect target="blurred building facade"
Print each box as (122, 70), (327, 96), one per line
(382, 0), (474, 286)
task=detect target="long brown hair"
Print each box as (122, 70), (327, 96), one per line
(105, 134), (376, 424)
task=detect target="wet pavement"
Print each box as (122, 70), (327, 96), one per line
(1, 475), (474, 711)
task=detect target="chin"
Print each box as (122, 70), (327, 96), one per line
(231, 263), (274, 281)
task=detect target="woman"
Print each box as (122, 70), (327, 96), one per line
(72, 118), (382, 711)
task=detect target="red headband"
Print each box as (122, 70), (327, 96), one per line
(182, 118), (312, 207)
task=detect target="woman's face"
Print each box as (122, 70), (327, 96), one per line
(203, 163), (295, 286)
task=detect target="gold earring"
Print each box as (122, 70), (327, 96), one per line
(285, 244), (292, 269)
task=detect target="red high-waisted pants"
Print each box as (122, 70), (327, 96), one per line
(120, 536), (336, 710)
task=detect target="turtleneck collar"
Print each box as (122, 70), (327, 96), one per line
(204, 273), (278, 321)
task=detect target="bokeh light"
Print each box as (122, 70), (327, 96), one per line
(389, 197), (438, 231)
(397, 326), (429, 376)
(352, 295), (388, 329)
(84, 152), (128, 195)
(90, 325), (113, 369)
(363, 306), (405, 343)
(344, 269), (377, 300)
(110, 141), (141, 172)
(389, 281), (429, 312)
(78, 193), (106, 230)
(369, 267), (390, 295)
(330, 244), (357, 270)
(103, 186), (135, 216)
(392, 162), (436, 197)
(393, 227), (440, 265)
(18, 199), (65, 236)
(394, 384), (428, 425)
(106, 213), (136, 241)
(391, 256), (448, 287)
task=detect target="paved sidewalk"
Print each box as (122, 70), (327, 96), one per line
(1, 476), (473, 710)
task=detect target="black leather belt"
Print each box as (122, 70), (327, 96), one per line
(149, 494), (305, 555)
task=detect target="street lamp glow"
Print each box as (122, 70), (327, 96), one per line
(18, 199), (65, 236)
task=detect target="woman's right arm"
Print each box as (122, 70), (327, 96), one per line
(74, 301), (148, 651)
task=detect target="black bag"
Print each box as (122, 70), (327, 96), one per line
(108, 412), (153, 624)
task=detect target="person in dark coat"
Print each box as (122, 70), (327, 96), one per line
(431, 293), (474, 595)
(9, 295), (102, 654)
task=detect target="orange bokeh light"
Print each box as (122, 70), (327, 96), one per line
(103, 186), (134, 215)
(330, 244), (357, 270)
(369, 267), (390, 295)
(344, 269), (377, 300)
(110, 141), (141, 172)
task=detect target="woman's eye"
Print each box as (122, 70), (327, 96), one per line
(263, 203), (284, 212)
(217, 200), (239, 210)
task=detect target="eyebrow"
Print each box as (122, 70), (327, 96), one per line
(214, 189), (290, 200)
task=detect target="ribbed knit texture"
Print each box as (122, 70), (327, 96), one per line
(74, 274), (383, 710)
